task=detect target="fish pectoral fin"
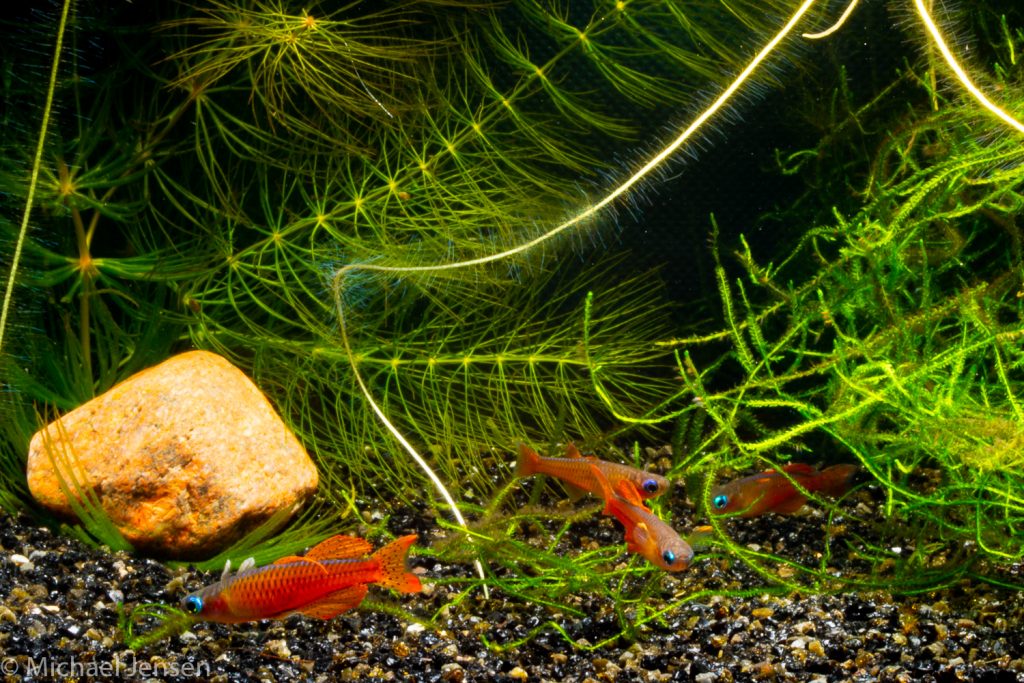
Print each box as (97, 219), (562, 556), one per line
(613, 479), (646, 507)
(305, 535), (374, 561)
(587, 464), (617, 514)
(622, 521), (650, 555)
(772, 495), (808, 514)
(294, 585), (369, 620)
(563, 481), (588, 502)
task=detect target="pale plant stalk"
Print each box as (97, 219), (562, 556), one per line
(331, 0), (822, 594)
(0, 0), (72, 356)
(330, 0), (1022, 596)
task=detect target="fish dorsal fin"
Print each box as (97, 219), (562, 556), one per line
(305, 535), (374, 561)
(273, 555), (329, 575)
(565, 443), (583, 459)
(219, 555), (258, 581)
(295, 585), (369, 620)
(779, 463), (818, 477)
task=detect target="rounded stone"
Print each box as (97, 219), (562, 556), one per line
(27, 350), (318, 558)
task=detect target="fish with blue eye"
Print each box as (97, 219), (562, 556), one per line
(588, 463), (693, 572)
(710, 463), (860, 517)
(516, 442), (670, 505)
(179, 535), (421, 623)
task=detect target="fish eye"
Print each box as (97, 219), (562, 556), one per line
(662, 549), (676, 565)
(642, 479), (660, 494)
(713, 494), (728, 510)
(183, 595), (203, 614)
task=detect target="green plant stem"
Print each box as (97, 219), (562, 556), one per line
(0, 0), (72, 357)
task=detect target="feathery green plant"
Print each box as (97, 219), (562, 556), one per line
(0, 0), (812, 559)
(2, 0), (1023, 648)
(620, 2), (1024, 597)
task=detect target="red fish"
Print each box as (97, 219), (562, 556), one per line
(589, 464), (693, 572)
(710, 463), (858, 517)
(180, 535), (421, 623)
(516, 442), (669, 503)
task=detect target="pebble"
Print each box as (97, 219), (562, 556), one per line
(0, 480), (1022, 683)
(264, 638), (291, 658)
(441, 662), (464, 682)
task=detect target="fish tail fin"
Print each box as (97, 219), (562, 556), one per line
(372, 535), (422, 593)
(516, 443), (541, 478)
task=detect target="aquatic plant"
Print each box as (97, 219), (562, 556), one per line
(639, 1), (1024, 593)
(1, 0), (1022, 648)
(118, 603), (196, 650)
(1, 0), (807, 547)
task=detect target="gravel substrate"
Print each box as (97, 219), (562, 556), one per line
(2, 479), (1024, 682)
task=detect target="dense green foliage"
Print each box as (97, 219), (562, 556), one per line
(0, 0), (809, 536)
(2, 0), (1023, 644)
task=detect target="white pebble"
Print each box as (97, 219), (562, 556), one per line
(10, 554), (34, 571)
(264, 639), (291, 658)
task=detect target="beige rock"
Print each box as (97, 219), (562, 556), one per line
(27, 350), (318, 558)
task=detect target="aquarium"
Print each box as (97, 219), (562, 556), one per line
(1, 0), (1023, 678)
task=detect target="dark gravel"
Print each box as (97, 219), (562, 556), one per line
(2, 476), (1024, 682)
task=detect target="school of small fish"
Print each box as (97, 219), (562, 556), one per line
(516, 442), (694, 572)
(173, 443), (858, 626)
(515, 442), (859, 573)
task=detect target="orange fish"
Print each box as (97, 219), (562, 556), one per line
(710, 463), (859, 517)
(180, 535), (421, 623)
(589, 464), (693, 572)
(516, 442), (669, 503)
